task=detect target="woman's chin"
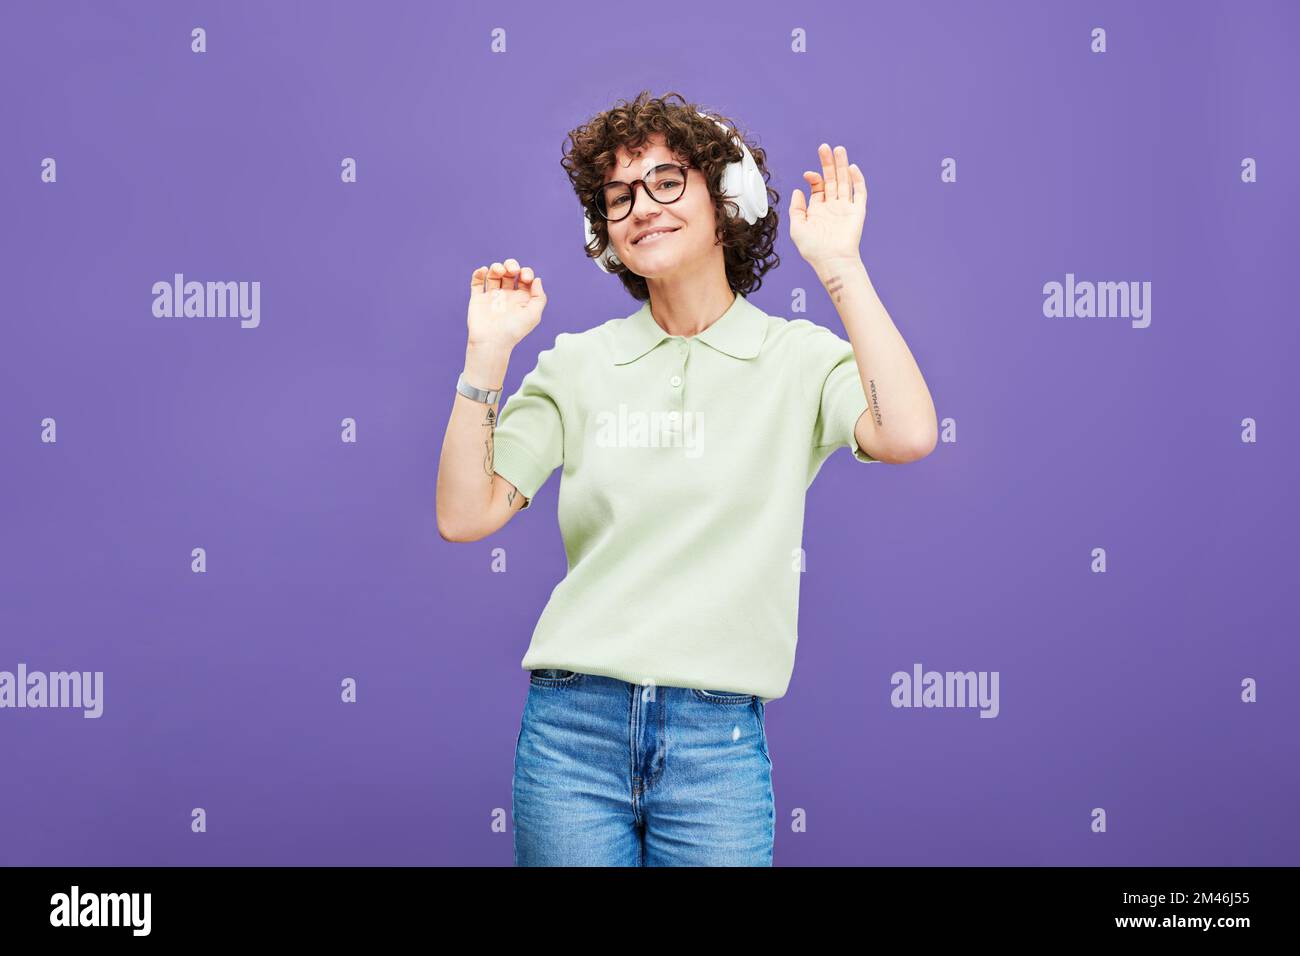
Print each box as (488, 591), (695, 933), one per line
(630, 261), (680, 280)
(627, 247), (684, 274)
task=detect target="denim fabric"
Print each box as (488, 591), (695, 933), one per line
(512, 670), (775, 866)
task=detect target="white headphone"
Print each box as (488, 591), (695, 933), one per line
(582, 110), (769, 273)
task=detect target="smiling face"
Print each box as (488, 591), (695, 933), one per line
(601, 133), (720, 277)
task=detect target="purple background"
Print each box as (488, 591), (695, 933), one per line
(2, 0), (1297, 866)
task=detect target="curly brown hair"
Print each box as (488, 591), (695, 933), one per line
(560, 90), (780, 301)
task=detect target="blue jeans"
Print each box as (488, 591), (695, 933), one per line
(512, 669), (775, 866)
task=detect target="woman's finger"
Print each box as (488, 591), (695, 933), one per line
(517, 266), (535, 300)
(485, 262), (504, 292)
(499, 258), (520, 292)
(818, 143), (836, 201)
(834, 146), (850, 202)
(850, 163), (867, 207)
(789, 183), (808, 220)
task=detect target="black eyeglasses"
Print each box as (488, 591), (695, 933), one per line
(592, 163), (692, 221)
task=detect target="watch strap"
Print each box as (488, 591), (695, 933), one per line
(456, 373), (502, 405)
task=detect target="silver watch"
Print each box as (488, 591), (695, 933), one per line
(457, 372), (502, 405)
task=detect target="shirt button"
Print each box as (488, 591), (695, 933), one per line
(670, 375), (682, 388)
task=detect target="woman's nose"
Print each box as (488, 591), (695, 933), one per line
(630, 181), (660, 218)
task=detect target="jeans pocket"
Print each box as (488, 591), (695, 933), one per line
(529, 668), (583, 686)
(690, 687), (755, 704)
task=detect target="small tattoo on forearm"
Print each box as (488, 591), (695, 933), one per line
(868, 379), (883, 426)
(825, 275), (844, 303)
(482, 406), (496, 478)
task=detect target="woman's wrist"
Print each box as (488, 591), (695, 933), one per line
(463, 343), (511, 390)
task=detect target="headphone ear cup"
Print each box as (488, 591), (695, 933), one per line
(718, 161), (744, 222)
(703, 112), (767, 225)
(715, 144), (767, 225)
(737, 148), (769, 224)
(583, 211), (617, 273)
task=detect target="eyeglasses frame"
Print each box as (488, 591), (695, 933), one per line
(591, 163), (694, 222)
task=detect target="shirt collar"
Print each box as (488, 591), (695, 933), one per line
(610, 292), (769, 365)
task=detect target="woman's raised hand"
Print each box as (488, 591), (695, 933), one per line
(467, 259), (547, 353)
(788, 143), (868, 269)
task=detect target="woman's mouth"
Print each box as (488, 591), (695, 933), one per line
(633, 228), (680, 246)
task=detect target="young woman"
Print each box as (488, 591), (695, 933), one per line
(436, 91), (937, 866)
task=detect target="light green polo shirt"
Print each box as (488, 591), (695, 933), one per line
(490, 291), (879, 703)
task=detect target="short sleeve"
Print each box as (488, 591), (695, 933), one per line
(491, 337), (568, 510)
(803, 323), (878, 471)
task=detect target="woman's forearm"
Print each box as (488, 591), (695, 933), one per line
(436, 343), (514, 541)
(813, 256), (937, 462)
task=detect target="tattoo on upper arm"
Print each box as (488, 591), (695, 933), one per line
(824, 274), (844, 303)
(507, 487), (517, 507)
(482, 406), (496, 478)
(868, 379), (882, 426)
